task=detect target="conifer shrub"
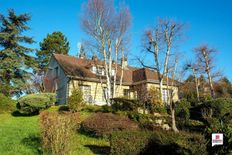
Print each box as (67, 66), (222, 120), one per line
(39, 111), (80, 155)
(68, 88), (84, 112)
(111, 97), (142, 112)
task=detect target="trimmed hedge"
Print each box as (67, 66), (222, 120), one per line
(81, 112), (139, 138)
(110, 97), (142, 112)
(110, 131), (151, 155)
(191, 98), (232, 121)
(0, 93), (15, 113)
(17, 93), (56, 115)
(110, 130), (207, 155)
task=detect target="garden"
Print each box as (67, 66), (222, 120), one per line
(0, 90), (232, 155)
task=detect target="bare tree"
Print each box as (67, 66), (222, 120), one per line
(183, 61), (200, 102)
(140, 19), (184, 103)
(168, 54), (179, 132)
(194, 45), (217, 98)
(81, 0), (131, 105)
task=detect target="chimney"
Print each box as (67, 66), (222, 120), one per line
(92, 55), (98, 61)
(121, 57), (128, 67)
(78, 43), (85, 59)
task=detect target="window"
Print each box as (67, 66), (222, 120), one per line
(80, 85), (92, 103)
(97, 67), (102, 75)
(55, 67), (59, 77)
(123, 89), (130, 98)
(112, 69), (115, 76)
(92, 66), (97, 73)
(162, 89), (168, 103)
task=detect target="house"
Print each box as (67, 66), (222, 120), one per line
(44, 53), (179, 105)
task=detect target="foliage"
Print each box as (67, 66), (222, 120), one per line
(17, 93), (56, 115)
(81, 112), (138, 138)
(175, 99), (191, 124)
(214, 77), (232, 98)
(111, 97), (142, 112)
(0, 9), (36, 96)
(36, 31), (70, 70)
(39, 111), (80, 155)
(110, 131), (151, 155)
(68, 88), (84, 112)
(110, 130), (207, 155)
(146, 86), (167, 114)
(203, 98), (232, 118)
(204, 113), (232, 154)
(0, 93), (15, 113)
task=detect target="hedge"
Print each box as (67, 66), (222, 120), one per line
(17, 93), (56, 115)
(110, 130), (207, 155)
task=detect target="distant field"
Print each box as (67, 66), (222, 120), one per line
(0, 109), (109, 155)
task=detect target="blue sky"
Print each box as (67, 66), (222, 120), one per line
(1, 0), (232, 81)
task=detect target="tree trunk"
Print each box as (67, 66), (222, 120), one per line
(171, 101), (179, 132)
(192, 69), (200, 102)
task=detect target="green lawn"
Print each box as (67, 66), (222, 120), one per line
(0, 109), (109, 155)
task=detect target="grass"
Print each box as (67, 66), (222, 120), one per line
(0, 107), (110, 155)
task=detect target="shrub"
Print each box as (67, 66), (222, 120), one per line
(68, 88), (84, 112)
(175, 99), (191, 125)
(39, 111), (80, 155)
(111, 97), (142, 112)
(17, 93), (56, 115)
(205, 113), (232, 154)
(110, 131), (152, 155)
(110, 130), (207, 155)
(0, 93), (15, 113)
(58, 105), (70, 113)
(81, 112), (139, 138)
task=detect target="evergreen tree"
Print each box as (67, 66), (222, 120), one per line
(0, 9), (35, 96)
(36, 31), (70, 70)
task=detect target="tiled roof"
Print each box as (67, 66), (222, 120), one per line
(52, 54), (171, 85)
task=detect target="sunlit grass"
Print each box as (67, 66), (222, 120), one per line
(0, 106), (109, 155)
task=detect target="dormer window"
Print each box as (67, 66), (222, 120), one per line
(97, 67), (103, 75)
(92, 66), (97, 73)
(112, 69), (115, 76)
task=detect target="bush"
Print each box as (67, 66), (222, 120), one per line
(110, 130), (207, 155)
(205, 113), (232, 154)
(111, 97), (142, 112)
(58, 105), (70, 113)
(110, 131), (151, 155)
(39, 111), (80, 155)
(81, 112), (139, 138)
(68, 88), (84, 112)
(191, 98), (232, 121)
(175, 99), (191, 125)
(0, 93), (15, 113)
(17, 93), (56, 115)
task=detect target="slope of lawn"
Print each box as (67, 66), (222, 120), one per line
(0, 109), (109, 155)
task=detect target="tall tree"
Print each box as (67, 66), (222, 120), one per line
(194, 45), (217, 98)
(0, 9), (35, 96)
(81, 0), (131, 105)
(141, 19), (183, 103)
(36, 31), (70, 71)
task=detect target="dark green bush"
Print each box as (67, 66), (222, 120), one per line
(111, 97), (142, 112)
(175, 99), (191, 125)
(17, 93), (56, 115)
(110, 130), (207, 155)
(110, 131), (151, 155)
(58, 105), (70, 112)
(191, 98), (232, 121)
(205, 113), (232, 155)
(146, 101), (167, 114)
(0, 93), (15, 113)
(81, 112), (139, 138)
